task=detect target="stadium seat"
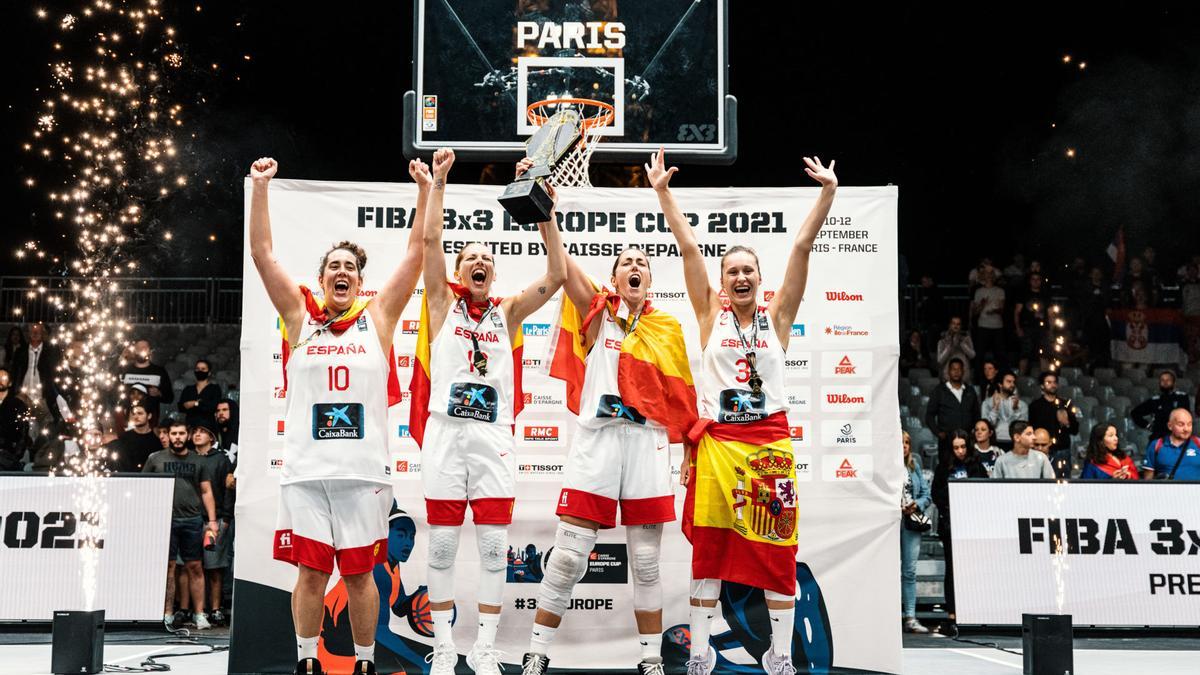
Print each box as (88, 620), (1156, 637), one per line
(1075, 374), (1096, 392)
(908, 368), (933, 382)
(1094, 367), (1117, 382)
(1109, 395), (1132, 418)
(917, 377), (940, 394)
(1077, 396), (1099, 417)
(1111, 378), (1134, 396)
(1060, 366), (1083, 382)
(1177, 378), (1194, 394)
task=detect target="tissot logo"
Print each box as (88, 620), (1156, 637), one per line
(825, 291), (864, 302)
(786, 359), (809, 369)
(518, 463), (564, 473)
(523, 358), (542, 368)
(648, 291), (686, 300)
(401, 320), (420, 334)
(523, 323), (552, 337)
(524, 425), (560, 441)
(272, 353), (282, 363)
(794, 454), (813, 482)
(269, 459), (284, 468)
(396, 355), (413, 368)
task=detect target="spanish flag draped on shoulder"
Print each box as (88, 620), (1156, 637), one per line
(546, 285), (697, 444)
(683, 412), (797, 595)
(279, 285), (403, 406)
(407, 282), (525, 448)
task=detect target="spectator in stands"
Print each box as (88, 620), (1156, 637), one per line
(191, 421), (233, 628)
(936, 316), (976, 382)
(1121, 257), (1159, 307)
(2, 326), (26, 373)
(900, 330), (931, 377)
(0, 369), (30, 471)
(1032, 428), (1071, 479)
(1141, 409), (1200, 480)
(214, 398), (239, 455)
(1002, 254), (1027, 288)
(914, 274), (946, 347)
(993, 421), (1055, 479)
(10, 322), (60, 426)
(931, 429), (987, 631)
(970, 268), (1006, 371)
(1013, 273), (1051, 374)
(178, 359), (222, 429)
(126, 383), (160, 429)
(926, 358), (980, 460)
(155, 424), (169, 449)
(1078, 267), (1112, 368)
(1080, 424), (1137, 479)
(1028, 372), (1078, 453)
(143, 420), (218, 630)
(983, 371), (1027, 451)
(972, 418), (1001, 475)
(900, 431), (932, 634)
(1181, 263), (1200, 364)
(978, 360), (1000, 399)
(1130, 370), (1191, 441)
(108, 403), (161, 472)
(121, 339), (174, 407)
(967, 257), (996, 291)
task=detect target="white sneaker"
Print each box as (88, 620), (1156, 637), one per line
(193, 612), (211, 630)
(467, 644), (505, 674)
(903, 617), (929, 634)
(684, 646), (716, 675)
(425, 644), (459, 675)
(761, 648), (797, 675)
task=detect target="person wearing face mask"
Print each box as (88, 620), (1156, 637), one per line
(514, 161), (697, 675)
(250, 156), (429, 675)
(0, 368), (31, 471)
(655, 148), (837, 675)
(1129, 369), (1191, 442)
(1079, 424), (1137, 480)
(412, 149), (566, 675)
(178, 358), (222, 429)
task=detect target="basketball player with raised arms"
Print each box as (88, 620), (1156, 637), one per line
(511, 159), (698, 675)
(412, 148), (566, 675)
(650, 149), (837, 675)
(249, 156), (430, 675)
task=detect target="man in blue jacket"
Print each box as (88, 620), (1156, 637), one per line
(1142, 409), (1200, 480)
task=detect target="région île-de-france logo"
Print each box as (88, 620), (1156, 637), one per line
(524, 425), (559, 442)
(824, 322), (870, 338)
(730, 449), (797, 543)
(825, 290), (864, 302)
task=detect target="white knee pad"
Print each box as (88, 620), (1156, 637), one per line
(764, 589), (795, 603)
(536, 522), (597, 617)
(476, 524), (508, 607)
(626, 524), (663, 612)
(689, 577), (721, 602)
(427, 526), (461, 604)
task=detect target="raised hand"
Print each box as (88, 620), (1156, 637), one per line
(803, 156), (838, 188)
(250, 157), (278, 182)
(644, 147), (678, 191)
(515, 157), (534, 179)
(408, 158), (433, 189)
(431, 148), (455, 182)
(544, 181), (559, 222)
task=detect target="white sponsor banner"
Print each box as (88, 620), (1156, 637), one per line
(236, 182), (901, 673)
(0, 475), (173, 621)
(950, 481), (1200, 626)
(821, 419), (874, 447)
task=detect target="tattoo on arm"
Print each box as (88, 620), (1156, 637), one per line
(434, 178), (445, 190)
(538, 286), (547, 295)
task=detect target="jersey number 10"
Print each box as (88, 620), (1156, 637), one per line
(327, 365), (350, 391)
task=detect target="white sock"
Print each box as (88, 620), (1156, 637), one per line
(688, 606), (714, 661)
(638, 632), (662, 662)
(529, 623), (557, 656)
(475, 612), (500, 648)
(768, 606), (794, 657)
(296, 634), (319, 660)
(431, 609), (456, 647)
(354, 642), (375, 663)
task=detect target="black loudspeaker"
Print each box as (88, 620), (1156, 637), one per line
(51, 609), (104, 674)
(1022, 613), (1073, 675)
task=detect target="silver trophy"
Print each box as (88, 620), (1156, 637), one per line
(498, 107), (583, 224)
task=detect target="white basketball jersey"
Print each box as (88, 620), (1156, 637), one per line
(282, 309), (391, 485)
(577, 309), (664, 431)
(701, 308), (787, 423)
(428, 300), (516, 426)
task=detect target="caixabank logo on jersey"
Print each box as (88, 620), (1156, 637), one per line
(312, 403), (365, 440)
(822, 351), (873, 379)
(821, 455), (874, 481)
(786, 386), (812, 412)
(820, 386), (871, 413)
(518, 455), (566, 481)
(820, 420), (873, 447)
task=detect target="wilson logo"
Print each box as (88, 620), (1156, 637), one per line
(825, 291), (864, 302)
(827, 393), (866, 404)
(835, 356), (856, 374)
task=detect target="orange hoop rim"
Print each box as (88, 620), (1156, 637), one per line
(526, 97), (614, 132)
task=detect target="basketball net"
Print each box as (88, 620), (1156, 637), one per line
(526, 98), (613, 188)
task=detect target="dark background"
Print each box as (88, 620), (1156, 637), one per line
(4, 2), (1199, 281)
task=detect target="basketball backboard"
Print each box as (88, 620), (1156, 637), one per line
(405, 0), (736, 164)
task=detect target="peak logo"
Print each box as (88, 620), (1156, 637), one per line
(523, 323), (551, 337)
(822, 351), (872, 378)
(822, 455), (874, 481)
(523, 425), (560, 441)
(821, 419), (872, 447)
(401, 320), (420, 335)
(825, 291), (864, 302)
(821, 387), (871, 412)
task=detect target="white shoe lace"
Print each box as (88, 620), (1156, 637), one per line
(640, 660), (667, 675)
(684, 655), (710, 675)
(472, 647), (506, 674)
(521, 655), (547, 675)
(424, 646), (458, 673)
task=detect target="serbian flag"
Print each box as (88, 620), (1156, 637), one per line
(683, 412), (797, 595)
(408, 283), (524, 448)
(279, 285), (403, 406)
(545, 287), (697, 444)
(1108, 307), (1185, 367)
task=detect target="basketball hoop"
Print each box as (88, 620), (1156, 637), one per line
(526, 98), (613, 188)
